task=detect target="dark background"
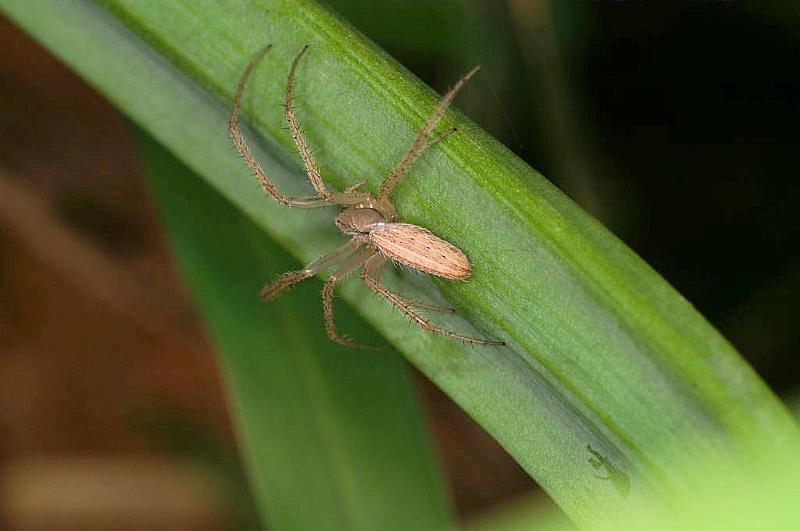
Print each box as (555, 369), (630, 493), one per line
(1, 1), (798, 529)
(335, 0), (800, 394)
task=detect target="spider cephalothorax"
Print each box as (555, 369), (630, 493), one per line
(334, 208), (386, 239)
(228, 44), (503, 348)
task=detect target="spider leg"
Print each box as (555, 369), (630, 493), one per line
(422, 126), (459, 152)
(379, 66), (481, 201)
(361, 255), (504, 346)
(392, 293), (456, 314)
(343, 180), (368, 193)
(229, 45), (333, 209)
(260, 240), (360, 301)
(320, 180), (373, 207)
(322, 249), (387, 350)
(370, 258), (455, 313)
(285, 45), (336, 202)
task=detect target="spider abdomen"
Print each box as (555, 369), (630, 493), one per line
(369, 223), (471, 280)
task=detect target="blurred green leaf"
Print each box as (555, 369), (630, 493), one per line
(467, 446), (800, 531)
(3, 0), (799, 528)
(133, 128), (451, 530)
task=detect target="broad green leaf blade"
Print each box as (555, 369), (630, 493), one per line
(133, 128), (451, 530)
(4, 0), (799, 528)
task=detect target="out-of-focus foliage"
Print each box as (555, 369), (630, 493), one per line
(135, 128), (451, 530)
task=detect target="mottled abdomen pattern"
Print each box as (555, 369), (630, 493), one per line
(369, 223), (471, 280)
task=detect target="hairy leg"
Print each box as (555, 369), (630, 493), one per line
(321, 249), (386, 350)
(284, 45), (334, 201)
(229, 45), (334, 209)
(260, 240), (360, 301)
(361, 255), (504, 346)
(343, 180), (367, 193)
(391, 293), (456, 313)
(379, 66), (481, 200)
(368, 258), (454, 312)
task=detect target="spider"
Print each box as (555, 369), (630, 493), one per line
(228, 44), (504, 349)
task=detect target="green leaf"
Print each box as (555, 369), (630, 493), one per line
(133, 127), (451, 530)
(4, 0), (798, 528)
(470, 448), (800, 531)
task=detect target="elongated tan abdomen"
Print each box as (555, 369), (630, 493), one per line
(369, 223), (471, 280)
